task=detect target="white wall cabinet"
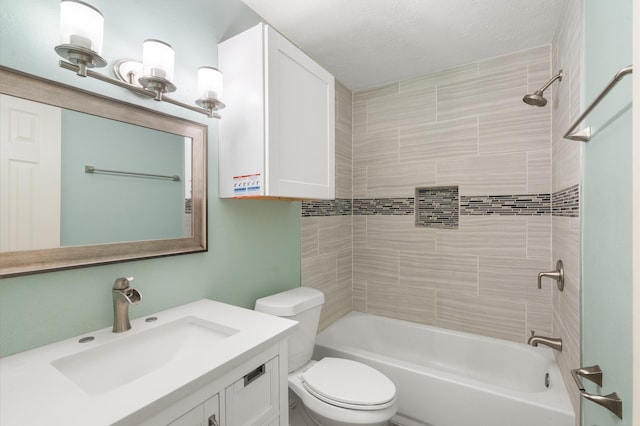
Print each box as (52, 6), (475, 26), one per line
(219, 23), (335, 200)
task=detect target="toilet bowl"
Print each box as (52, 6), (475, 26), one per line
(254, 287), (397, 426)
(289, 359), (397, 426)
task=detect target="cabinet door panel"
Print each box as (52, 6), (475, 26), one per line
(266, 27), (335, 199)
(225, 357), (279, 425)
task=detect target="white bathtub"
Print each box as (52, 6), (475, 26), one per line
(312, 312), (575, 426)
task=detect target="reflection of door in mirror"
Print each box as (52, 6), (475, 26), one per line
(0, 95), (61, 251)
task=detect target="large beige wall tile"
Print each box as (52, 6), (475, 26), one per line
(301, 217), (319, 258)
(399, 117), (478, 162)
(302, 252), (337, 293)
(336, 80), (352, 134)
(336, 128), (352, 199)
(368, 86), (437, 132)
(528, 149), (552, 194)
(527, 215), (552, 259)
(436, 152), (527, 195)
(527, 301), (553, 336)
(319, 283), (352, 331)
(318, 216), (352, 254)
(353, 167), (368, 198)
(366, 215), (436, 252)
(367, 160), (437, 197)
(478, 256), (553, 305)
(479, 107), (550, 155)
(353, 248), (399, 283)
(353, 128), (398, 168)
(436, 290), (526, 341)
(399, 251), (478, 293)
(367, 280), (436, 324)
(437, 67), (527, 121)
(436, 216), (527, 258)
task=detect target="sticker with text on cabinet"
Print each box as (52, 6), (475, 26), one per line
(233, 173), (262, 197)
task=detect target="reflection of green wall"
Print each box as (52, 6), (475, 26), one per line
(61, 110), (185, 245)
(0, 0), (300, 357)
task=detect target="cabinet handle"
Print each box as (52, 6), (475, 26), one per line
(244, 363), (266, 386)
(208, 414), (219, 426)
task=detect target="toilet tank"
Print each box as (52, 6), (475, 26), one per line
(255, 287), (325, 372)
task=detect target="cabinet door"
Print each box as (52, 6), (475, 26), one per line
(265, 26), (335, 200)
(225, 358), (279, 425)
(167, 394), (220, 426)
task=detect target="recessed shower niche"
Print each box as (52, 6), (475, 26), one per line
(414, 186), (459, 229)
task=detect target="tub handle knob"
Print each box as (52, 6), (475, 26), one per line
(537, 260), (564, 291)
(570, 365), (622, 419)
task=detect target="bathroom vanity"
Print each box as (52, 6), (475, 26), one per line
(0, 300), (297, 426)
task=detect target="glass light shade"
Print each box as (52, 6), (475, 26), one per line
(59, 0), (104, 54)
(197, 66), (223, 100)
(142, 39), (175, 82)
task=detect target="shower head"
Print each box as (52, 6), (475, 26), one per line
(523, 90), (548, 107)
(523, 70), (563, 107)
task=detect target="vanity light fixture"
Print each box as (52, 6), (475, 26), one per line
(54, 0), (224, 118)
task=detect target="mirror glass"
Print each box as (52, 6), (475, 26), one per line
(0, 67), (207, 277)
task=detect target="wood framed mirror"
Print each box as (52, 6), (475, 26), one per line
(0, 66), (207, 277)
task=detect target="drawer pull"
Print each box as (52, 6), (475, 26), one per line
(244, 364), (266, 386)
(208, 414), (218, 426)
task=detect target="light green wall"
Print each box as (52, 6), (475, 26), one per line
(582, 0), (633, 423)
(0, 0), (301, 357)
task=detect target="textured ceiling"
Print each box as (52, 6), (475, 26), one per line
(241, 0), (566, 90)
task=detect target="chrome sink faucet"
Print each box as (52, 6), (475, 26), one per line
(528, 331), (563, 352)
(112, 276), (142, 333)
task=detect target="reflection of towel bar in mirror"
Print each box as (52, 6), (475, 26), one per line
(84, 165), (180, 182)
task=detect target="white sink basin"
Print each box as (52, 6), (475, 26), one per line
(51, 316), (238, 395)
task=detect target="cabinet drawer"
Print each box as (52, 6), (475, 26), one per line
(225, 357), (279, 426)
(167, 394), (219, 426)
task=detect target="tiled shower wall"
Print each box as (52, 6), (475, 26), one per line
(301, 81), (354, 331)
(302, 24), (583, 423)
(349, 45), (555, 343)
(552, 0), (584, 417)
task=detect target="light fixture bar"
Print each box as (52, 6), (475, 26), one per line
(59, 60), (220, 118)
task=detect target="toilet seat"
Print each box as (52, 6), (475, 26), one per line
(301, 358), (396, 410)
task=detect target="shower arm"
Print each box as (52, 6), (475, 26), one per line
(536, 71), (563, 93)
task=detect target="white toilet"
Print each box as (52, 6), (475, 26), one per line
(255, 287), (397, 426)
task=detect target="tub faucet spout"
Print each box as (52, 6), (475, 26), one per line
(112, 276), (142, 333)
(528, 331), (562, 352)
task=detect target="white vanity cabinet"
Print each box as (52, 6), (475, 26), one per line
(218, 23), (335, 200)
(138, 353), (284, 426)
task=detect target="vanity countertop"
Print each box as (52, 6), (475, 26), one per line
(0, 299), (297, 425)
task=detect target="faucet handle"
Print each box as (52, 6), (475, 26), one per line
(113, 276), (134, 290)
(530, 330), (536, 337)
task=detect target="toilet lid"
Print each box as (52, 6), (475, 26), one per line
(301, 358), (396, 410)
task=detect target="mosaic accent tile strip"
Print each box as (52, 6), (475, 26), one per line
(185, 198), (192, 214)
(552, 184), (580, 217)
(416, 186), (459, 228)
(302, 199), (352, 217)
(352, 198), (415, 215)
(302, 188), (579, 218)
(460, 194), (550, 216)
